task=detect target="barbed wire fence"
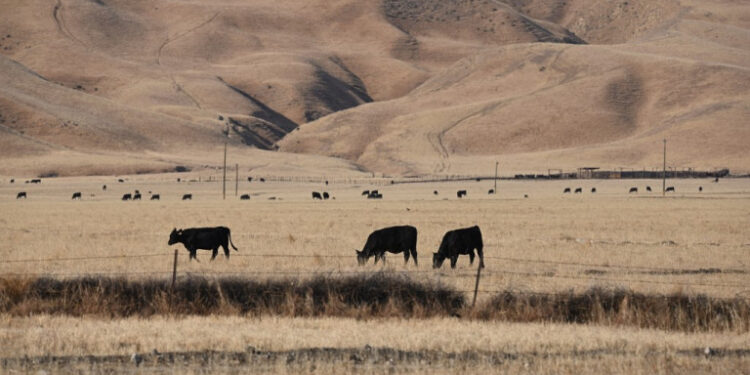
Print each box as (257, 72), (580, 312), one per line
(1, 252), (748, 299)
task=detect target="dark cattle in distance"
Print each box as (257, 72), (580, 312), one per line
(362, 190), (370, 196)
(371, 190), (379, 196)
(9, 179), (14, 183)
(240, 194), (250, 200)
(488, 189), (495, 195)
(150, 194), (160, 200)
(325, 180), (329, 185)
(182, 194), (192, 200)
(433, 190), (438, 195)
(524, 194), (528, 198)
(24, 180), (29, 184)
(102, 185), (107, 191)
(646, 186), (652, 192)
(168, 227), (238, 261)
(121, 193), (132, 201)
(71, 192), (81, 200)
(356, 225), (418, 266)
(666, 186), (675, 192)
(563, 187), (571, 193)
(699, 186), (703, 192)
(177, 178), (181, 182)
(133, 193), (142, 200)
(714, 177), (719, 183)
(259, 178), (265, 182)
(433, 225), (484, 269)
(312, 192), (322, 200)
(629, 187), (638, 193)
(323, 192), (330, 200)
(16, 192), (26, 199)
(118, 179), (124, 183)
(247, 177), (253, 182)
(574, 187), (582, 194)
(367, 192), (383, 199)
(457, 190), (467, 198)
(135, 190), (140, 194)
(30, 179), (41, 184)
(591, 187), (597, 193)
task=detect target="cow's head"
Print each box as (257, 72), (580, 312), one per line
(432, 252), (446, 269)
(355, 250), (368, 266)
(168, 228), (182, 245)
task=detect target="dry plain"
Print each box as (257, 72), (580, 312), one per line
(1, 174), (749, 373)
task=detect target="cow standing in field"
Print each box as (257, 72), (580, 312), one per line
(362, 190), (370, 196)
(150, 194), (160, 200)
(629, 187), (638, 193)
(71, 192), (81, 200)
(168, 227), (239, 261)
(240, 194), (250, 200)
(563, 187), (571, 193)
(133, 193), (142, 200)
(433, 226), (484, 269)
(457, 190), (467, 198)
(122, 193), (132, 201)
(16, 192), (26, 199)
(591, 187), (597, 193)
(488, 189), (495, 195)
(666, 186), (675, 192)
(356, 225), (418, 266)
(312, 192), (322, 200)
(182, 194), (192, 200)
(323, 192), (330, 200)
(574, 187), (582, 194)
(646, 186), (652, 192)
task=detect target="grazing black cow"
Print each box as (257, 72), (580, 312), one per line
(134, 190), (140, 194)
(182, 194), (192, 200)
(367, 192), (383, 199)
(9, 179), (14, 183)
(362, 190), (370, 196)
(259, 178), (265, 182)
(563, 187), (571, 193)
(457, 190), (467, 198)
(488, 189), (495, 195)
(118, 179), (125, 183)
(30, 179), (41, 184)
(356, 225), (417, 266)
(323, 192), (330, 200)
(433, 225), (484, 269)
(168, 227), (238, 261)
(16, 192), (26, 199)
(122, 193), (132, 201)
(433, 190), (438, 195)
(574, 187), (582, 194)
(666, 186), (675, 192)
(102, 184), (107, 191)
(71, 192), (81, 200)
(240, 194), (250, 200)
(646, 186), (652, 192)
(524, 194), (528, 198)
(714, 177), (719, 183)
(629, 187), (638, 193)
(151, 194), (160, 200)
(133, 193), (142, 200)
(699, 186), (703, 192)
(312, 192), (322, 200)
(325, 180), (329, 185)
(591, 187), (597, 193)
(177, 178), (181, 182)
(248, 177), (253, 182)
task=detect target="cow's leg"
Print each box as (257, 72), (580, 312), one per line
(410, 248), (418, 267)
(476, 246), (485, 268)
(403, 250), (410, 264)
(189, 248), (199, 262)
(450, 256), (458, 269)
(222, 244), (230, 259)
(469, 251), (475, 265)
(211, 247), (219, 260)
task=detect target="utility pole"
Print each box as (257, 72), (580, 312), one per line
(222, 123), (228, 200)
(235, 163), (239, 197)
(494, 161), (498, 193)
(662, 139), (666, 196)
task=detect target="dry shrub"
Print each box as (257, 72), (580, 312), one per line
(474, 287), (750, 332)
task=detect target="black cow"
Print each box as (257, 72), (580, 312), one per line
(135, 190), (140, 195)
(646, 186), (652, 192)
(122, 193), (132, 201)
(666, 186), (675, 192)
(563, 187), (571, 193)
(325, 180), (329, 185)
(118, 179), (125, 183)
(629, 187), (638, 193)
(371, 190), (379, 196)
(102, 184), (107, 191)
(699, 186), (703, 192)
(312, 192), (322, 200)
(367, 192), (382, 199)
(323, 192), (330, 200)
(248, 177), (253, 182)
(433, 190), (438, 195)
(714, 177), (719, 183)
(524, 194), (529, 198)
(16, 192), (26, 199)
(240, 194), (250, 200)
(133, 193), (142, 200)
(356, 225), (417, 266)
(362, 190), (370, 196)
(574, 187), (582, 194)
(259, 178), (265, 182)
(30, 179), (41, 184)
(457, 190), (467, 198)
(182, 194), (192, 200)
(168, 227), (238, 261)
(10, 179), (14, 183)
(151, 194), (160, 200)
(488, 189), (495, 195)
(71, 192), (81, 200)
(591, 187), (597, 193)
(433, 225), (484, 269)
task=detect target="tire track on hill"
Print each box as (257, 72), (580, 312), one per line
(52, 0), (87, 48)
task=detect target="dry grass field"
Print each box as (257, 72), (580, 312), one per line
(1, 174), (749, 373)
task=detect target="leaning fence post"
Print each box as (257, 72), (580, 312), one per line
(472, 262), (482, 308)
(172, 249), (178, 289)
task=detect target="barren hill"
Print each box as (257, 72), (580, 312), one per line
(0, 0), (748, 176)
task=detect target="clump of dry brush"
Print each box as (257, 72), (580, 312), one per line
(1, 275), (748, 332)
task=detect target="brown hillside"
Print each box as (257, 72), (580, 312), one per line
(0, 0), (747, 176)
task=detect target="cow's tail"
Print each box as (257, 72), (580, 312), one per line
(228, 230), (238, 251)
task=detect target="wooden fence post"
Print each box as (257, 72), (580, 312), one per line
(472, 262), (482, 308)
(172, 249), (178, 289)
